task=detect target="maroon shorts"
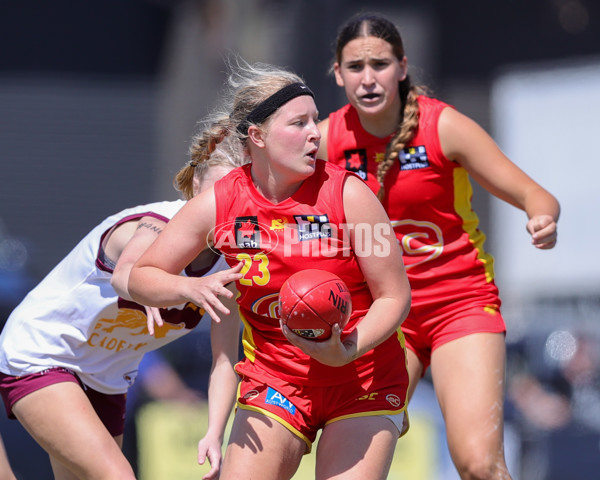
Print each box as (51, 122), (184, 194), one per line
(0, 367), (127, 436)
(235, 360), (407, 451)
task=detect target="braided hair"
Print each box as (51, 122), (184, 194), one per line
(174, 57), (307, 199)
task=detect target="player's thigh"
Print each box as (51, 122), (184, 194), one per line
(430, 333), (507, 454)
(12, 382), (134, 479)
(220, 409), (306, 480)
(316, 416), (398, 480)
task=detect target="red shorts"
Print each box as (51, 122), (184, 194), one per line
(402, 293), (506, 372)
(0, 367), (127, 436)
(235, 360), (407, 451)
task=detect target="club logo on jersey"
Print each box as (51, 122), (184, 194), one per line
(243, 389), (260, 400)
(293, 214), (332, 241)
(234, 216), (261, 249)
(398, 145), (429, 170)
(265, 387), (296, 415)
(89, 300), (201, 354)
(344, 148), (368, 180)
(251, 293), (280, 319)
(386, 394), (402, 408)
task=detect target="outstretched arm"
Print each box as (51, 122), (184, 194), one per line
(197, 285), (241, 480)
(128, 189), (242, 322)
(439, 106), (560, 249)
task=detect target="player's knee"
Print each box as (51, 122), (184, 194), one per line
(101, 465), (137, 480)
(454, 449), (511, 480)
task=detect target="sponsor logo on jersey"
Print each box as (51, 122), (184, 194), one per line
(293, 214), (332, 241)
(358, 392), (379, 401)
(344, 148), (368, 180)
(212, 219), (278, 257)
(374, 152), (386, 163)
(269, 217), (288, 230)
(265, 387), (296, 414)
(234, 216), (261, 249)
(398, 145), (429, 170)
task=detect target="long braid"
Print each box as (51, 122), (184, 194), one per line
(376, 82), (423, 202)
(174, 119), (234, 200)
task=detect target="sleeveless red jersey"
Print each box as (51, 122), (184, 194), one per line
(327, 97), (500, 310)
(213, 161), (408, 387)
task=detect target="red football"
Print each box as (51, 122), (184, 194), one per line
(279, 269), (352, 341)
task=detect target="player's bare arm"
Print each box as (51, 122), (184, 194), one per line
(110, 216), (167, 300)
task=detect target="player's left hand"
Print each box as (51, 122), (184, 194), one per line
(198, 433), (223, 480)
(184, 262), (244, 323)
(526, 214), (557, 249)
(281, 322), (357, 367)
(144, 305), (164, 336)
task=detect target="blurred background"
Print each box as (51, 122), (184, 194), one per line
(1, 0), (599, 478)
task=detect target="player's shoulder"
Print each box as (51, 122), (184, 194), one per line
(104, 200), (186, 226)
(127, 199), (186, 219)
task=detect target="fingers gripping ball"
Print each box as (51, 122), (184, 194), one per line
(279, 269), (352, 341)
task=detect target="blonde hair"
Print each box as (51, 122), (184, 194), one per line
(174, 57), (307, 200)
(174, 133), (246, 200)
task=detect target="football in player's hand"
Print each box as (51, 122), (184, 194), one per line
(279, 269), (352, 341)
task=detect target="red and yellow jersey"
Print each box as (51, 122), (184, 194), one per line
(327, 96), (499, 310)
(213, 161), (407, 387)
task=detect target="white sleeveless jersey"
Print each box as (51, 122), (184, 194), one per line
(0, 200), (228, 394)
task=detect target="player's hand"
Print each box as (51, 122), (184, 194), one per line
(184, 262), (243, 323)
(281, 322), (356, 367)
(198, 433), (223, 480)
(144, 306), (164, 336)
(526, 214), (557, 249)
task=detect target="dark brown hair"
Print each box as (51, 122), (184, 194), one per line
(334, 13), (425, 201)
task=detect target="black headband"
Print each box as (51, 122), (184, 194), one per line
(237, 82), (314, 135)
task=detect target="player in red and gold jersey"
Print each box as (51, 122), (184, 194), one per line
(318, 12), (560, 480)
(129, 59), (412, 480)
